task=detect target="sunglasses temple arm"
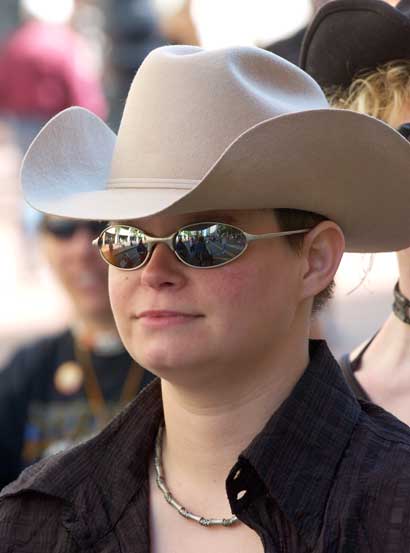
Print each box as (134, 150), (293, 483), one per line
(245, 228), (310, 241)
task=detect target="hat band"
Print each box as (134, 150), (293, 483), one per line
(108, 178), (199, 190)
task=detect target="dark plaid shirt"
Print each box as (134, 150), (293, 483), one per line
(1, 340), (410, 552)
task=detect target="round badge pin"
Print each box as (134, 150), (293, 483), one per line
(54, 361), (84, 396)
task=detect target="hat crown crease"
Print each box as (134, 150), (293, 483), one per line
(108, 46), (328, 188)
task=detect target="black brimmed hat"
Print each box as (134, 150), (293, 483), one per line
(300, 0), (410, 89)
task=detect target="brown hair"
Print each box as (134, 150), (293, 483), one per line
(274, 208), (334, 314)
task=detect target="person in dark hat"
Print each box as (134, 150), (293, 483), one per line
(300, 0), (406, 88)
(301, 0), (410, 425)
(2, 45), (410, 551)
(266, 0), (397, 66)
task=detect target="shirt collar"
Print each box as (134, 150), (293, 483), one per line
(231, 340), (361, 547)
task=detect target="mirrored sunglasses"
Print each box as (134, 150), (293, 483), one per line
(42, 220), (107, 240)
(92, 222), (309, 270)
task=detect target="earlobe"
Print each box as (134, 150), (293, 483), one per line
(300, 221), (345, 301)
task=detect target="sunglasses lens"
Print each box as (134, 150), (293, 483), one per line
(174, 223), (247, 267)
(98, 225), (149, 269)
(43, 220), (77, 238)
(43, 219), (106, 239)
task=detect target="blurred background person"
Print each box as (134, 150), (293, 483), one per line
(102, 0), (166, 130)
(301, 0), (410, 424)
(0, 216), (154, 490)
(0, 0), (107, 153)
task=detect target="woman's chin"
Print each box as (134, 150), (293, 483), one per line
(134, 347), (186, 375)
(133, 345), (205, 381)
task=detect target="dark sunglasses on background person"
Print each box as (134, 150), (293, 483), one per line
(92, 222), (309, 270)
(41, 219), (107, 240)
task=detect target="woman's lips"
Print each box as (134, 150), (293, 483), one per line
(136, 310), (202, 328)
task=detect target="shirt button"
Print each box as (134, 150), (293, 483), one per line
(236, 489), (247, 500)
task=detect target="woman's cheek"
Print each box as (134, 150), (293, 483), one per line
(211, 265), (259, 306)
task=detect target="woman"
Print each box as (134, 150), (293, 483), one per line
(2, 45), (410, 551)
(301, 0), (410, 424)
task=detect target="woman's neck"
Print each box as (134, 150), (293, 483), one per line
(359, 312), (410, 375)
(159, 339), (309, 516)
(368, 249), (410, 371)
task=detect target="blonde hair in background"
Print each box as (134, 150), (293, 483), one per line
(327, 60), (410, 126)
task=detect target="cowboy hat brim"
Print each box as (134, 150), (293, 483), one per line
(22, 106), (410, 253)
(300, 0), (410, 89)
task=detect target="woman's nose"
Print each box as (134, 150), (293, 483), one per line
(139, 243), (187, 290)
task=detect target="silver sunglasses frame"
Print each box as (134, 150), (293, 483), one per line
(92, 222), (310, 271)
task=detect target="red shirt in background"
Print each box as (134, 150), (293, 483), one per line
(0, 20), (107, 119)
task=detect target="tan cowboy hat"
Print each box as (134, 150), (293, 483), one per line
(22, 45), (410, 252)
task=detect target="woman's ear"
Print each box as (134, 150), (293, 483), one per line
(298, 221), (345, 302)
